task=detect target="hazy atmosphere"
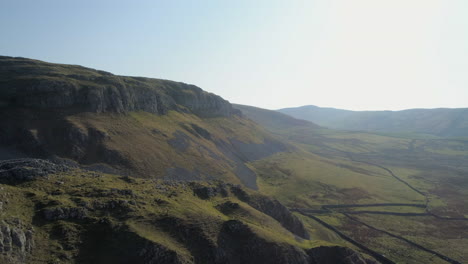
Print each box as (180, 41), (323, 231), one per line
(1, 0), (467, 110)
(2, 1), (468, 264)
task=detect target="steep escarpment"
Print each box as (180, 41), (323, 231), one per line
(0, 56), (238, 117)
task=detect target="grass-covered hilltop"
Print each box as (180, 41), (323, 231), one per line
(1, 56), (468, 264)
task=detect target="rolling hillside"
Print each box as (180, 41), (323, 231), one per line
(278, 105), (468, 138)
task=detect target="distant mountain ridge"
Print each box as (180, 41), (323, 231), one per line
(278, 105), (468, 137)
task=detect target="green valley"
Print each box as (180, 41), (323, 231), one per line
(236, 104), (468, 264)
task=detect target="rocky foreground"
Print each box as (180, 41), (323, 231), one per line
(0, 159), (376, 264)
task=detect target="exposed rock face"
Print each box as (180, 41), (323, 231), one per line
(0, 56), (239, 117)
(167, 85), (240, 117)
(0, 220), (34, 263)
(0, 158), (68, 183)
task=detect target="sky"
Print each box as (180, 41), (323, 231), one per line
(1, 0), (467, 111)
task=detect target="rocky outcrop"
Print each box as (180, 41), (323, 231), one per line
(192, 184), (229, 200)
(90, 199), (136, 214)
(0, 158), (68, 184)
(167, 84), (240, 117)
(0, 220), (34, 263)
(0, 56), (239, 117)
(42, 207), (88, 220)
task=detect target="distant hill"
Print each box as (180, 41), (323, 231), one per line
(278, 105), (468, 137)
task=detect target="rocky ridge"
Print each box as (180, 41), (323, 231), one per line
(0, 56), (239, 117)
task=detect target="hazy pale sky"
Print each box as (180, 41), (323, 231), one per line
(1, 0), (467, 110)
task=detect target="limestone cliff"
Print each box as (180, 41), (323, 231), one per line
(0, 56), (239, 117)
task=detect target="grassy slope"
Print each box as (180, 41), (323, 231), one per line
(1, 107), (283, 189)
(65, 110), (265, 178)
